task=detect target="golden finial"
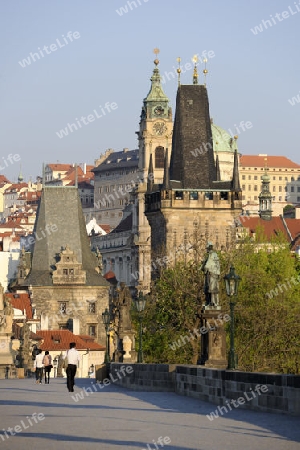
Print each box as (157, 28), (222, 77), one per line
(176, 57), (181, 86)
(153, 48), (160, 66)
(203, 58), (208, 86)
(234, 135), (238, 140)
(192, 54), (198, 85)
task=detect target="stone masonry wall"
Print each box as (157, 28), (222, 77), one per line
(110, 363), (300, 416)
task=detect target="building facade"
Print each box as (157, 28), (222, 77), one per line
(92, 148), (139, 229)
(239, 154), (300, 215)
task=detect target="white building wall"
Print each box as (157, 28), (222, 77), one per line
(0, 251), (20, 291)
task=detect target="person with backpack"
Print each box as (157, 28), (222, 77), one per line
(42, 351), (53, 384)
(34, 349), (44, 384)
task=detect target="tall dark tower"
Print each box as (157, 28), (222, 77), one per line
(145, 59), (242, 256)
(20, 185), (109, 345)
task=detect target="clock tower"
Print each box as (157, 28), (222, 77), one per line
(133, 51), (173, 293)
(137, 50), (173, 182)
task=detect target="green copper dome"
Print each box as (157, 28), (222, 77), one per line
(211, 122), (238, 153)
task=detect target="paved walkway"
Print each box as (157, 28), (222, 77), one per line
(0, 377), (299, 450)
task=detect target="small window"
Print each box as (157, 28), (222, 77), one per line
(60, 303), (67, 314)
(88, 302), (96, 314)
(88, 325), (96, 337)
(175, 191), (183, 200)
(189, 192), (198, 200)
(155, 146), (165, 168)
(205, 192), (213, 200)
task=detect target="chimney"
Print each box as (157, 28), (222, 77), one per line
(123, 148), (129, 153)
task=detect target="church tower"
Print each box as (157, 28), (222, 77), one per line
(132, 50), (173, 293)
(258, 165), (272, 220)
(20, 185), (109, 345)
(145, 62), (242, 259)
(136, 49), (173, 182)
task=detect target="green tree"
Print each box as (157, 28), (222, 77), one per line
(139, 228), (300, 373)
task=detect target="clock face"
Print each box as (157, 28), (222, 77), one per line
(153, 122), (167, 136)
(154, 106), (164, 116)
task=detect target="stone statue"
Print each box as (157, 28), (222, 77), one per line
(117, 282), (132, 332)
(201, 242), (220, 306)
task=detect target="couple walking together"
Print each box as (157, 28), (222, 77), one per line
(34, 350), (53, 384)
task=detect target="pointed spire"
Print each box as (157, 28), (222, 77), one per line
(192, 55), (199, 85)
(147, 154), (154, 192)
(18, 165), (24, 184)
(162, 148), (170, 189)
(144, 48), (169, 104)
(176, 57), (181, 87)
(258, 160), (272, 220)
(203, 58), (208, 86)
(216, 154), (221, 181)
(231, 149), (241, 191)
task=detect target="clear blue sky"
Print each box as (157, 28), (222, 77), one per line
(0, 0), (299, 182)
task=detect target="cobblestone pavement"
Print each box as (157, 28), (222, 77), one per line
(0, 378), (299, 450)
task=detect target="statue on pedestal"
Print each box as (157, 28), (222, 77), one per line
(201, 242), (220, 306)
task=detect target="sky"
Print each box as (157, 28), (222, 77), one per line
(0, 0), (299, 182)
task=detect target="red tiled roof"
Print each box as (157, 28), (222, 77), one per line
(47, 164), (73, 172)
(99, 224), (111, 234)
(104, 270), (117, 280)
(4, 183), (28, 192)
(240, 155), (300, 169)
(0, 175), (11, 184)
(239, 216), (289, 240)
(36, 330), (105, 351)
(0, 221), (24, 229)
(285, 219), (300, 240)
(7, 293), (33, 319)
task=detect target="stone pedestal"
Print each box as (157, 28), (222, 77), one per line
(199, 306), (227, 369)
(0, 289), (14, 378)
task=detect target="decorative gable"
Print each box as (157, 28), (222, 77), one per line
(52, 246), (86, 285)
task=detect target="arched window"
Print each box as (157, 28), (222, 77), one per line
(155, 146), (164, 168)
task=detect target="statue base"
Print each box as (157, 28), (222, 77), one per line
(199, 307), (227, 369)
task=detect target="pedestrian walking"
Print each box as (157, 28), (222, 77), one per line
(42, 351), (53, 384)
(34, 349), (44, 384)
(64, 342), (80, 392)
